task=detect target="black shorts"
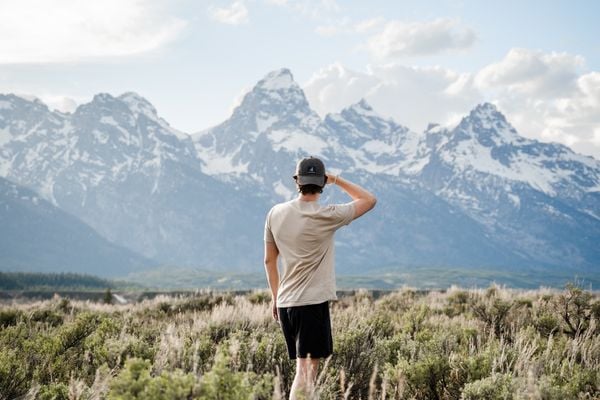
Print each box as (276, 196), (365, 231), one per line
(278, 301), (333, 360)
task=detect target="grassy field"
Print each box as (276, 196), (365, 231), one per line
(0, 284), (598, 399)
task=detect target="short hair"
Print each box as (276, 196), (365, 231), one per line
(298, 184), (324, 195)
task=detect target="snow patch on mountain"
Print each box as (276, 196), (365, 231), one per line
(255, 113), (279, 132)
(273, 180), (294, 200)
(257, 68), (296, 91)
(196, 145), (249, 175)
(507, 193), (521, 208)
(268, 130), (328, 155)
(441, 139), (557, 194)
(0, 127), (11, 146)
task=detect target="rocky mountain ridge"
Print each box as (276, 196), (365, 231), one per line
(1, 68), (599, 276)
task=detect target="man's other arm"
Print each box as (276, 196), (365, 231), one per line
(327, 174), (377, 219)
(264, 241), (280, 321)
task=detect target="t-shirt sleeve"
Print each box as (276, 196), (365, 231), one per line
(264, 208), (275, 243)
(321, 202), (355, 231)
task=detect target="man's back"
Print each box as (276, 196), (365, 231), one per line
(264, 198), (354, 307)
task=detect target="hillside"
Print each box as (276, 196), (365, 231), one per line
(0, 177), (154, 276)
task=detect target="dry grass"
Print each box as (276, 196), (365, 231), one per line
(0, 285), (598, 399)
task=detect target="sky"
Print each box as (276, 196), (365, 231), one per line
(1, 0), (600, 158)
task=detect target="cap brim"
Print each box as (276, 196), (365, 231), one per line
(296, 175), (325, 186)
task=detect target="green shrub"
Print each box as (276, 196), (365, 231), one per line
(108, 358), (199, 400)
(199, 348), (273, 400)
(391, 354), (453, 400)
(462, 373), (514, 400)
(0, 309), (21, 327)
(56, 297), (71, 313)
(445, 290), (469, 317)
(333, 325), (383, 398)
(534, 313), (560, 337)
(31, 309), (64, 326)
(556, 283), (596, 337)
(402, 304), (430, 340)
(0, 347), (30, 400)
(38, 383), (69, 400)
(247, 291), (271, 305)
(470, 295), (512, 337)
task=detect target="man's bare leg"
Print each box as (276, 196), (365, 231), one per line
(289, 357), (320, 400)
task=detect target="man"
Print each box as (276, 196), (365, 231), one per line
(263, 156), (377, 399)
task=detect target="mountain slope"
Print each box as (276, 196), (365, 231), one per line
(1, 68), (599, 276)
(0, 92), (267, 269)
(415, 104), (600, 270)
(0, 177), (153, 276)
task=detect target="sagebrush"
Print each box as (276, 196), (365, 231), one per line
(0, 284), (598, 399)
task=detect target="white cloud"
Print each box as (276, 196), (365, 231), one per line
(304, 62), (481, 132)
(304, 49), (600, 159)
(354, 17), (385, 34)
(592, 127), (600, 146)
(475, 48), (584, 97)
(209, 1), (249, 25)
(266, 0), (340, 20)
(366, 18), (476, 58)
(304, 63), (380, 115)
(475, 49), (599, 157)
(39, 95), (81, 114)
(315, 17), (384, 37)
(0, 0), (187, 64)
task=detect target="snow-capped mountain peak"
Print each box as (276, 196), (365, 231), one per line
(347, 98), (378, 116)
(234, 68), (314, 119)
(453, 102), (523, 147)
(193, 69), (330, 178)
(327, 98), (410, 146)
(85, 92), (162, 124)
(255, 68), (296, 91)
(118, 92), (159, 119)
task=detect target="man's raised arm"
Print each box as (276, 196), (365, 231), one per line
(327, 174), (377, 219)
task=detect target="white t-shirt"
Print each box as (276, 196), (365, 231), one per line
(264, 198), (355, 307)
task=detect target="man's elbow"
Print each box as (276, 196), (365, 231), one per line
(368, 195), (377, 210)
(264, 255), (277, 268)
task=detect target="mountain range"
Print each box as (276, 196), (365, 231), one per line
(1, 68), (599, 282)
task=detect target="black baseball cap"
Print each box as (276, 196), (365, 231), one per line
(294, 156), (326, 187)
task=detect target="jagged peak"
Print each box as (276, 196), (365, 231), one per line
(0, 93), (49, 111)
(118, 92), (158, 116)
(425, 123), (442, 133)
(468, 102), (505, 122)
(355, 98), (373, 111)
(119, 91), (151, 105)
(87, 92), (158, 118)
(339, 99), (382, 120)
(350, 98), (374, 112)
(255, 68), (297, 91)
(474, 102), (499, 112)
(453, 102), (521, 145)
(91, 92), (117, 103)
(230, 68), (312, 120)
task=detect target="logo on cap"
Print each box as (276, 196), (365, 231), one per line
(307, 166), (316, 174)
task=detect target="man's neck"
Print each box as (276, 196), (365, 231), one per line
(298, 193), (320, 202)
